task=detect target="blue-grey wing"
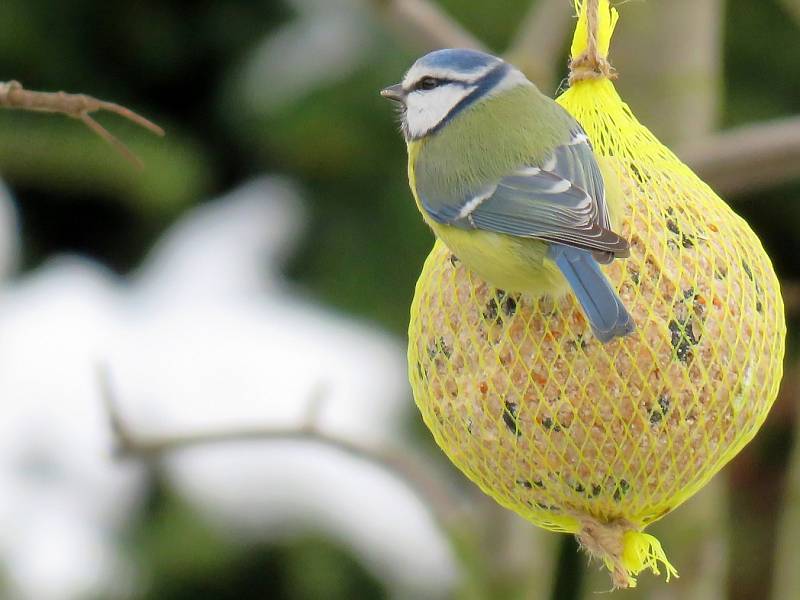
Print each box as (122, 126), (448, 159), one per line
(548, 126), (611, 231)
(419, 128), (627, 259)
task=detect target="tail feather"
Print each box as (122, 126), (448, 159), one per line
(550, 245), (634, 343)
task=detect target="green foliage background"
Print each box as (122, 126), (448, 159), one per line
(0, 1), (798, 598)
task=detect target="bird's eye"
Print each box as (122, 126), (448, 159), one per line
(415, 76), (440, 91)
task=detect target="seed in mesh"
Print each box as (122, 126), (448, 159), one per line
(501, 294), (518, 318)
(742, 259), (754, 281)
(613, 479), (631, 502)
(483, 297), (501, 324)
(503, 401), (521, 437)
(649, 393), (671, 425)
(668, 317), (700, 364)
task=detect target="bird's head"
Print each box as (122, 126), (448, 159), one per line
(381, 48), (529, 141)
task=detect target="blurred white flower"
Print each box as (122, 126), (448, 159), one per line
(113, 176), (458, 597)
(0, 176), (459, 599)
(0, 181), (19, 281)
(133, 177), (305, 302)
(165, 443), (457, 599)
(0, 258), (142, 600)
(236, 0), (376, 113)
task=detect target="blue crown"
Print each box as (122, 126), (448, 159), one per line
(414, 48), (503, 74)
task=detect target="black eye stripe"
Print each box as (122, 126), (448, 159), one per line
(415, 77), (438, 91)
(425, 62), (510, 136)
(411, 77), (465, 91)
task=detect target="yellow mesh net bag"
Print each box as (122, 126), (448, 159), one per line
(407, 0), (786, 588)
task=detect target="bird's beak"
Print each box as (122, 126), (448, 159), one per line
(380, 84), (406, 103)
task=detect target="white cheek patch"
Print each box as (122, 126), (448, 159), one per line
(404, 84), (475, 139)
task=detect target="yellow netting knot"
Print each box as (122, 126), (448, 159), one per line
(569, 0), (619, 84)
(577, 517), (678, 589)
(569, 53), (617, 84)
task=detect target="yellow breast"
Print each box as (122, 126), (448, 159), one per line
(407, 140), (567, 297)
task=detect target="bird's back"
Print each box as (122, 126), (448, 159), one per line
(407, 84), (578, 295)
(410, 83), (574, 210)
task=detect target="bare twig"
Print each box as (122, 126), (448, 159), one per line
(505, 0), (575, 89)
(367, 0), (486, 52)
(0, 80), (164, 168)
(97, 364), (463, 529)
(678, 115), (800, 197)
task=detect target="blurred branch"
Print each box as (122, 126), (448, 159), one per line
(0, 112), (210, 214)
(679, 115), (800, 197)
(611, 0), (723, 145)
(367, 0), (486, 52)
(505, 0), (575, 89)
(773, 365), (800, 600)
(781, 281), (800, 314)
(97, 365), (464, 530)
(779, 0), (800, 25)
(0, 80), (164, 168)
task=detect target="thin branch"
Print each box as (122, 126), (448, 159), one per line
(0, 80), (164, 169)
(367, 0), (486, 52)
(97, 364), (464, 529)
(505, 0), (575, 89)
(678, 115), (800, 197)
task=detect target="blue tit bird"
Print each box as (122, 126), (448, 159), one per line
(381, 48), (634, 343)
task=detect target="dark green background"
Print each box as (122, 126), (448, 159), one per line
(1, 1), (798, 598)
